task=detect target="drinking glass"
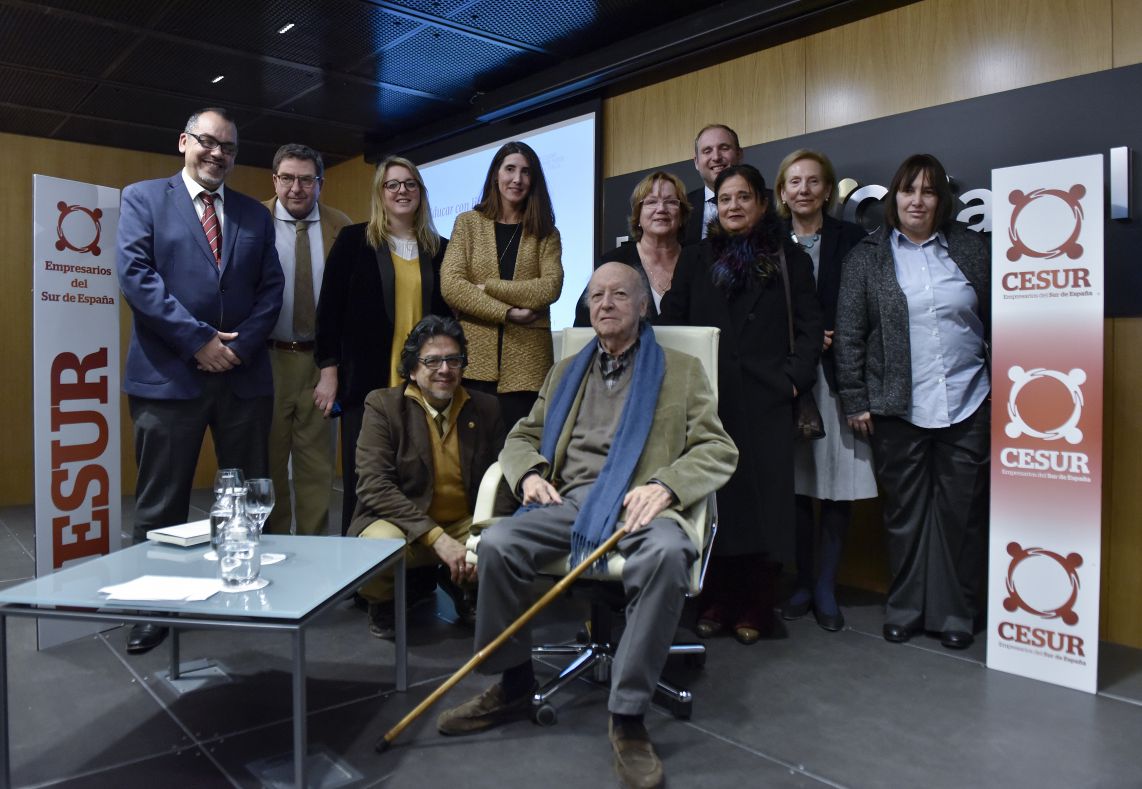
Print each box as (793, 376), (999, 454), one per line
(244, 478), (275, 534)
(214, 468), (245, 496)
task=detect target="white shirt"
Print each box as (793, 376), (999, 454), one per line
(180, 168), (225, 233)
(701, 185), (717, 239)
(270, 200), (325, 342)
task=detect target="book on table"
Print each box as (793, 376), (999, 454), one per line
(146, 519), (211, 547)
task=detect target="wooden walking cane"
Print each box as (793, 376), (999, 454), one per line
(376, 526), (627, 752)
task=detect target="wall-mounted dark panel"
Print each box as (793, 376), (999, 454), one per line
(602, 64), (1142, 317)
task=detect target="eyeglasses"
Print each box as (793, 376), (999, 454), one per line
(275, 174), (321, 188)
(383, 179), (420, 193)
(643, 198), (681, 210)
(185, 131), (237, 157)
(417, 354), (467, 370)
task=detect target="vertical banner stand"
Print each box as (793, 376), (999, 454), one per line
(32, 175), (122, 649)
(987, 155), (1104, 693)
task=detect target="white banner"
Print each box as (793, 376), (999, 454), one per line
(988, 155), (1104, 693)
(32, 175), (122, 649)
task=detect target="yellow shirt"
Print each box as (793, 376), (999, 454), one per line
(404, 384), (470, 545)
(388, 248), (423, 384)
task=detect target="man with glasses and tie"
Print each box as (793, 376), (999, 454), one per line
(683, 123), (744, 245)
(261, 144), (351, 536)
(350, 316), (504, 639)
(117, 107), (283, 654)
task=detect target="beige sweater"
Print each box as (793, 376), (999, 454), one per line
(440, 210), (563, 392)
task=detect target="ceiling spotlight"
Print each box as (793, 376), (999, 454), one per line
(277, 22), (295, 34)
(212, 75), (225, 84)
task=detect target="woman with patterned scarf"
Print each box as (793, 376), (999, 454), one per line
(660, 164), (822, 644)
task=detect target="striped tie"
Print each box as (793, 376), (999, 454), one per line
(200, 191), (221, 265)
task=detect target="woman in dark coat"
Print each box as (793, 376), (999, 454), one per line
(834, 153), (990, 650)
(573, 170), (698, 326)
(314, 156), (449, 536)
(774, 149), (877, 633)
(660, 164), (822, 644)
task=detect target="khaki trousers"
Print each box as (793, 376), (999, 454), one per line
(359, 516), (473, 602)
(266, 347), (334, 535)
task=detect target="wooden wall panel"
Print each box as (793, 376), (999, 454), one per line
(1, 132), (272, 507)
(320, 155), (373, 224)
(1113, 0), (1142, 65)
(805, 0), (1111, 132)
(1105, 318), (1142, 645)
(603, 40), (805, 178)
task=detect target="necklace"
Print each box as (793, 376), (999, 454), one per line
(792, 231), (821, 250)
(498, 222), (521, 269)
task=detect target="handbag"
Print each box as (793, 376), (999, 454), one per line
(777, 248), (825, 441)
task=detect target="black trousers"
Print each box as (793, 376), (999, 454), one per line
(129, 377), (272, 543)
(870, 401), (989, 633)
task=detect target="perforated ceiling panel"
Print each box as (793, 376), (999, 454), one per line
(1, 0), (857, 168)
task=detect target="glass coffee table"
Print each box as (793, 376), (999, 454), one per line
(0, 534), (406, 788)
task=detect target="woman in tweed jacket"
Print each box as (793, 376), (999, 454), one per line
(441, 141), (563, 431)
(834, 153), (990, 651)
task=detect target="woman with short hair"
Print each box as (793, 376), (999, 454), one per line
(773, 149), (877, 632)
(834, 153), (990, 650)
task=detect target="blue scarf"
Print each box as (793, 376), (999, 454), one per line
(536, 323), (665, 569)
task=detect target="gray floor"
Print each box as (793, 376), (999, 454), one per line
(1, 491), (1140, 789)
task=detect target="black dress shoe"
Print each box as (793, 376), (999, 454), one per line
(882, 623), (913, 643)
(940, 630), (974, 650)
(814, 607), (845, 632)
(779, 594), (812, 621)
(127, 623), (169, 654)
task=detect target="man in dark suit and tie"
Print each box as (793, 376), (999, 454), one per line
(682, 123), (743, 245)
(117, 107), (284, 653)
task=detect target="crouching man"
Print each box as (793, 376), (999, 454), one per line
(351, 315), (504, 638)
(434, 263), (738, 789)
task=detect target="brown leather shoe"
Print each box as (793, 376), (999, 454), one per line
(609, 717), (664, 789)
(436, 683), (531, 736)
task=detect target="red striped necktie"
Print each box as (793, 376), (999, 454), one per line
(200, 191), (222, 265)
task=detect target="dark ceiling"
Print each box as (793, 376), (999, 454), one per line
(0, 0), (903, 170)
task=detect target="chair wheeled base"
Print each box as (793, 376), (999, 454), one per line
(529, 588), (705, 725)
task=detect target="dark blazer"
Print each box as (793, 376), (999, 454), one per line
(314, 223), (449, 408)
(785, 215), (866, 392)
(349, 385), (504, 539)
(117, 173), (284, 399)
(572, 241), (700, 326)
(682, 186), (709, 246)
(834, 222), (990, 418)
(659, 237), (822, 556)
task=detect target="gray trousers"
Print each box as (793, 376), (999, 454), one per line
(474, 486), (697, 715)
(870, 401), (990, 633)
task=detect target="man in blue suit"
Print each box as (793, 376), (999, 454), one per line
(117, 107), (284, 653)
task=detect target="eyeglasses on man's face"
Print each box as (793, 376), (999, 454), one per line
(275, 173), (321, 189)
(417, 354), (467, 370)
(383, 179), (420, 193)
(186, 131), (237, 157)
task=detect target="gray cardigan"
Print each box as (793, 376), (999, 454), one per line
(833, 222), (990, 418)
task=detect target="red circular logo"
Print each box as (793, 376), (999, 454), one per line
(55, 201), (103, 256)
(1006, 185), (1084, 262)
(1002, 541), (1082, 625)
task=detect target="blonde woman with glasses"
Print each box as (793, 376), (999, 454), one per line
(315, 156), (450, 538)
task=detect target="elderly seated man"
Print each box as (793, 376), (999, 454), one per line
(350, 315), (504, 638)
(433, 263), (738, 789)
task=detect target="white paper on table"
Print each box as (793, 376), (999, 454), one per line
(99, 575), (221, 601)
